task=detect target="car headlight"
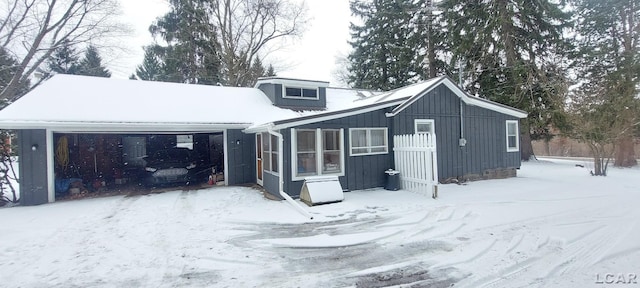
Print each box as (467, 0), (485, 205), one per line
(145, 167), (157, 172)
(186, 163), (196, 170)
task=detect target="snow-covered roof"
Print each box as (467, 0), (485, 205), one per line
(0, 75), (301, 132)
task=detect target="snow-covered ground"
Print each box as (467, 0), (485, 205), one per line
(1, 158), (639, 287)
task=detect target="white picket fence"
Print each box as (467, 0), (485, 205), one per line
(393, 134), (439, 197)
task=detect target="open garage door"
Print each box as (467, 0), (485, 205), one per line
(52, 132), (225, 200)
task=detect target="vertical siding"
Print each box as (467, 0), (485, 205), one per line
(18, 129), (49, 206)
(257, 83), (326, 109)
(393, 84), (522, 180)
(263, 172), (281, 199)
(226, 129), (256, 185)
(256, 83), (277, 103)
(282, 109), (393, 197)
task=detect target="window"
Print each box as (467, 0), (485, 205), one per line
(262, 132), (279, 173)
(415, 119), (435, 135)
(506, 120), (519, 152)
(349, 128), (388, 156)
(283, 86), (319, 99)
(292, 128), (344, 180)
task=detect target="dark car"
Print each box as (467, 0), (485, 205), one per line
(142, 148), (199, 186)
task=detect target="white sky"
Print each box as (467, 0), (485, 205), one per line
(109, 0), (353, 86)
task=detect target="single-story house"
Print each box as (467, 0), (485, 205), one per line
(0, 74), (527, 205)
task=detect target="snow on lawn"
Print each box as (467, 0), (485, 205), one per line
(1, 158), (639, 287)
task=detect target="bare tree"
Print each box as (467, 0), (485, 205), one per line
(209, 0), (308, 86)
(0, 0), (126, 101)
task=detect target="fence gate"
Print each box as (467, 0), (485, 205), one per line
(393, 134), (439, 198)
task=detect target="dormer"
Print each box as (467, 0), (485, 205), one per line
(255, 77), (329, 110)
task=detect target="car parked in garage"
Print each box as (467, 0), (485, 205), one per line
(142, 147), (199, 186)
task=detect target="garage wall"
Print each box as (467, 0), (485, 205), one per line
(18, 129), (49, 206)
(226, 130), (256, 185)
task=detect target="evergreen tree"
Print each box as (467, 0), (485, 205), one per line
(265, 65), (276, 77)
(135, 47), (163, 81)
(148, 0), (221, 85)
(441, 0), (570, 161)
(77, 46), (111, 77)
(0, 48), (30, 105)
(347, 0), (428, 90)
(47, 40), (80, 75)
(571, 0), (640, 167)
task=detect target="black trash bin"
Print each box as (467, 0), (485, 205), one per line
(384, 169), (400, 190)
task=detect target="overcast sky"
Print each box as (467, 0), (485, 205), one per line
(109, 0), (352, 86)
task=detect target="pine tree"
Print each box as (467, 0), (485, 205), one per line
(47, 40), (80, 75)
(0, 48), (30, 105)
(148, 0), (221, 85)
(347, 0), (428, 90)
(571, 0), (640, 167)
(441, 0), (570, 161)
(135, 47), (163, 81)
(77, 46), (111, 77)
(266, 65), (276, 77)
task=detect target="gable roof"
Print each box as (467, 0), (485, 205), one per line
(0, 75), (301, 132)
(245, 76), (527, 132)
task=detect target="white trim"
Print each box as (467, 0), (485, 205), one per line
(0, 121), (250, 131)
(386, 78), (528, 119)
(255, 133), (263, 186)
(414, 119), (435, 135)
(282, 85), (320, 100)
(506, 120), (520, 152)
(223, 129), (229, 186)
(291, 128), (345, 181)
(348, 127), (389, 156)
(46, 129), (55, 202)
(255, 77), (329, 88)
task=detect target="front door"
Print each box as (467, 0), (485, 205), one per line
(256, 134), (263, 185)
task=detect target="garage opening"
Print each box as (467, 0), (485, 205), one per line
(52, 132), (225, 200)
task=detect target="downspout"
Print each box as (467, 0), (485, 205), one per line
(267, 127), (313, 220)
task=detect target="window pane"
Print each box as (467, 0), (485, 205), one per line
(271, 152), (278, 172)
(297, 130), (316, 152)
(323, 130), (339, 151)
(508, 123), (516, 135)
(285, 87), (301, 97)
(263, 150), (271, 172)
(297, 152), (317, 175)
(370, 147), (387, 153)
(417, 123), (432, 133)
(352, 148), (368, 154)
(302, 89), (317, 98)
(351, 129), (367, 148)
(370, 129), (385, 146)
(323, 151), (341, 173)
(508, 136), (517, 148)
(271, 135), (278, 152)
(262, 133), (269, 151)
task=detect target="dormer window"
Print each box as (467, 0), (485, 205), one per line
(284, 86), (318, 100)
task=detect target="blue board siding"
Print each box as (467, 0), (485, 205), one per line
(393, 84), (521, 180)
(281, 109), (393, 197)
(226, 129), (256, 185)
(18, 129), (49, 205)
(263, 172), (281, 199)
(257, 83), (326, 109)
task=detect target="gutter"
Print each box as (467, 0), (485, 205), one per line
(267, 126), (313, 220)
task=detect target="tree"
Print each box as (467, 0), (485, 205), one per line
(441, 0), (571, 161)
(347, 0), (427, 90)
(0, 48), (30, 106)
(571, 0), (640, 167)
(47, 39), (80, 75)
(208, 0), (307, 86)
(149, 0), (222, 85)
(135, 47), (163, 81)
(0, 0), (125, 101)
(76, 46), (111, 77)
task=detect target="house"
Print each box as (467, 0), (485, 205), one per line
(0, 74), (526, 205)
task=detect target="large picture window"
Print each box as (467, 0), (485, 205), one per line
(283, 86), (318, 100)
(506, 120), (519, 152)
(349, 128), (388, 156)
(292, 128), (344, 180)
(262, 132), (279, 173)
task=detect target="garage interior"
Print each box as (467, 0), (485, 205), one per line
(52, 132), (225, 199)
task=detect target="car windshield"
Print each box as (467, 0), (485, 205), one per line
(151, 149), (192, 161)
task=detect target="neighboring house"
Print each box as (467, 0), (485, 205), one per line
(0, 74), (526, 205)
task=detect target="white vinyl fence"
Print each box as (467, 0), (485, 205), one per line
(393, 134), (439, 198)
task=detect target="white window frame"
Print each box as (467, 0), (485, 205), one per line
(291, 128), (345, 181)
(282, 85), (320, 100)
(349, 128), (389, 156)
(506, 120), (519, 152)
(415, 119), (435, 135)
(262, 132), (279, 174)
